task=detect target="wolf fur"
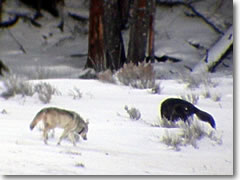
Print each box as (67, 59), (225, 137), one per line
(30, 107), (89, 146)
(160, 98), (216, 129)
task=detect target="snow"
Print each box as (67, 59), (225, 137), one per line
(0, 0), (233, 79)
(0, 77), (233, 175)
(193, 25), (233, 73)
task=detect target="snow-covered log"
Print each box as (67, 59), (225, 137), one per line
(193, 25), (233, 73)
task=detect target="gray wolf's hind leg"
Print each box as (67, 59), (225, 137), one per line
(43, 129), (49, 145)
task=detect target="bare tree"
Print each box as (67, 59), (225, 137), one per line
(119, 0), (131, 29)
(147, 0), (156, 62)
(86, 0), (128, 71)
(85, 0), (156, 71)
(103, 0), (126, 70)
(127, 0), (155, 64)
(0, 0), (2, 23)
(85, 0), (105, 71)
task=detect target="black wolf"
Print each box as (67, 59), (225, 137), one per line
(160, 98), (216, 129)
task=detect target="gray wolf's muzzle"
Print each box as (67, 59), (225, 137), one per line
(82, 135), (87, 140)
(78, 128), (87, 140)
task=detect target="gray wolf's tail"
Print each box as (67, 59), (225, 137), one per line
(30, 109), (46, 130)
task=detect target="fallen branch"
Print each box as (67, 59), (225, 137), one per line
(7, 12), (42, 27)
(0, 15), (19, 28)
(7, 29), (27, 54)
(186, 3), (224, 35)
(193, 25), (233, 73)
(68, 12), (89, 24)
(156, 0), (224, 34)
(149, 55), (182, 63)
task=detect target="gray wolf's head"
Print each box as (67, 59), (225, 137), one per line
(78, 120), (89, 140)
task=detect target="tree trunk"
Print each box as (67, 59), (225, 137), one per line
(119, 0), (131, 29)
(127, 0), (154, 64)
(103, 0), (126, 70)
(147, 0), (156, 62)
(85, 0), (156, 71)
(0, 0), (2, 23)
(85, 0), (105, 71)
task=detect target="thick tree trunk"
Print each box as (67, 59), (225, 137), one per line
(85, 0), (105, 71)
(147, 0), (156, 62)
(127, 0), (154, 64)
(20, 0), (62, 18)
(103, 0), (126, 70)
(86, 0), (155, 71)
(119, 0), (131, 29)
(0, 0), (2, 23)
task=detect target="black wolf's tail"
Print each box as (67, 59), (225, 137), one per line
(195, 109), (216, 129)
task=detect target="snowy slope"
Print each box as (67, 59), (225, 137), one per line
(0, 0), (233, 79)
(0, 0), (233, 176)
(0, 77), (233, 175)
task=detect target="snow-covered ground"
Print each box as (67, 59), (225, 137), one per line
(0, 76), (233, 175)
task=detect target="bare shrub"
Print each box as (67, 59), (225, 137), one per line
(0, 75), (61, 104)
(158, 116), (179, 128)
(0, 74), (34, 99)
(75, 163), (85, 168)
(201, 87), (222, 102)
(211, 93), (222, 102)
(34, 82), (60, 104)
(208, 130), (223, 145)
(1, 109), (7, 114)
(116, 62), (156, 89)
(69, 87), (82, 100)
(180, 93), (199, 105)
(124, 105), (141, 120)
(202, 88), (211, 99)
(178, 120), (206, 148)
(149, 83), (163, 94)
(180, 72), (218, 89)
(27, 66), (51, 80)
(161, 130), (182, 151)
(97, 69), (115, 83)
(201, 88), (222, 102)
(160, 118), (222, 151)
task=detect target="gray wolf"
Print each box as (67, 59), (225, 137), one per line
(30, 107), (89, 145)
(160, 98), (216, 129)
